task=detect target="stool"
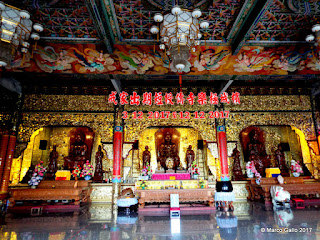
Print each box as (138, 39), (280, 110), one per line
(292, 198), (305, 209)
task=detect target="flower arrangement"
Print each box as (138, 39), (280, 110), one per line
(141, 162), (152, 176)
(71, 165), (82, 178)
(81, 160), (94, 177)
(191, 160), (199, 175)
(141, 166), (148, 176)
(28, 161), (47, 187)
(290, 160), (303, 174)
(246, 161), (261, 183)
(140, 180), (147, 189)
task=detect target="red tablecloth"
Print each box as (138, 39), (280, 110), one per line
(151, 173), (190, 180)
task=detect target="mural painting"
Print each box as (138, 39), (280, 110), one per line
(4, 44), (320, 76)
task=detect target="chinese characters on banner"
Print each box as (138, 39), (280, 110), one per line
(108, 91), (241, 106)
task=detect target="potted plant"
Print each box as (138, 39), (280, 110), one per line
(28, 161), (47, 188)
(191, 160), (199, 179)
(81, 160), (94, 180)
(290, 160), (303, 177)
(72, 165), (82, 180)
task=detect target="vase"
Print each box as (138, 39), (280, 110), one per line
(247, 173), (254, 178)
(142, 186), (145, 190)
(293, 172), (300, 177)
(255, 179), (261, 185)
(31, 185), (37, 189)
(193, 174), (199, 179)
(84, 175), (91, 180)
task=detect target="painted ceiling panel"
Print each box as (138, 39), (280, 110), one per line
(249, 0), (320, 42)
(112, 0), (246, 42)
(22, 0), (99, 40)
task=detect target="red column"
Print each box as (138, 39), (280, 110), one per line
(0, 135), (16, 193)
(0, 134), (9, 185)
(217, 125), (229, 181)
(113, 126), (123, 183)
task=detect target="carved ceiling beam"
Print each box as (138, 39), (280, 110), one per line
(85, 0), (114, 53)
(111, 78), (122, 94)
(311, 81), (320, 96)
(231, 0), (273, 55)
(218, 76), (238, 96)
(226, 0), (256, 43)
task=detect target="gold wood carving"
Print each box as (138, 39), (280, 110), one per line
(125, 118), (216, 142)
(123, 143), (133, 159)
(23, 95), (114, 112)
(19, 112), (114, 142)
(226, 112), (315, 141)
(225, 95), (311, 111)
(102, 144), (113, 160)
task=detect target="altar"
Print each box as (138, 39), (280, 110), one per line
(135, 179), (208, 190)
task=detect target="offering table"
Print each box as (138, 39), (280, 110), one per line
(136, 188), (214, 208)
(246, 177), (320, 204)
(9, 180), (91, 207)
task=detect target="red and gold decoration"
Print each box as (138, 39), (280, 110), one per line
(112, 125), (123, 183)
(217, 125), (229, 182)
(215, 125), (235, 211)
(0, 135), (16, 193)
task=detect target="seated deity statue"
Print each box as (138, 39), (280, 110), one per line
(157, 132), (180, 171)
(46, 145), (58, 179)
(246, 130), (269, 176)
(142, 146), (151, 168)
(64, 133), (88, 170)
(185, 145), (195, 171)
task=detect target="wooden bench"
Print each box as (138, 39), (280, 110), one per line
(136, 188), (215, 208)
(246, 177), (320, 205)
(9, 180), (91, 207)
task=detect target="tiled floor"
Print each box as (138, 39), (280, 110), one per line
(0, 202), (319, 239)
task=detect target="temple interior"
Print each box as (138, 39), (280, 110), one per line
(0, 0), (320, 239)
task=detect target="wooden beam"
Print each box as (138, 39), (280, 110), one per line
(231, 0), (273, 55)
(111, 79), (122, 94)
(85, 0), (114, 53)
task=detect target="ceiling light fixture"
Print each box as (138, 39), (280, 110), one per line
(305, 24), (320, 46)
(0, 1), (43, 67)
(150, 5), (209, 73)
